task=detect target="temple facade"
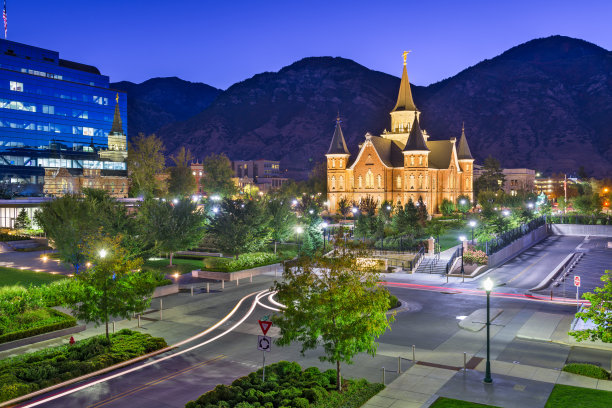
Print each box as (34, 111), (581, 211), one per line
(326, 55), (475, 215)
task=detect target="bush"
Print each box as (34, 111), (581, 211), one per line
(462, 249), (488, 265)
(0, 232), (30, 242)
(0, 329), (167, 403)
(562, 363), (610, 380)
(185, 361), (383, 408)
(0, 308), (76, 344)
(203, 252), (279, 272)
(388, 293), (399, 309)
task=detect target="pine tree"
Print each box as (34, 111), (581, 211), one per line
(14, 208), (31, 230)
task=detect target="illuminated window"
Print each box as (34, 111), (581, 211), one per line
(339, 159), (343, 168)
(410, 174), (415, 189)
(332, 159), (336, 168)
(419, 156), (423, 165)
(396, 175), (401, 188)
(83, 127), (94, 136)
(377, 174), (382, 188)
(10, 81), (23, 92)
(358, 176), (363, 188)
(410, 156), (415, 166)
(418, 174), (423, 189)
(331, 176), (336, 189)
(339, 176), (344, 189)
(366, 170), (374, 188)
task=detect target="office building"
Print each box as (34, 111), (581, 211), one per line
(0, 39), (128, 197)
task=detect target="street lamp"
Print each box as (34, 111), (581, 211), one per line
(309, 209), (314, 214)
(527, 202), (534, 209)
(321, 222), (328, 251)
(212, 207), (219, 214)
(99, 249), (107, 258)
(351, 207), (358, 215)
(172, 198), (179, 204)
(469, 220), (477, 243)
(459, 236), (466, 282)
(295, 226), (303, 253)
(211, 195), (221, 201)
(483, 277), (494, 384)
(502, 209), (510, 217)
(292, 199), (298, 206)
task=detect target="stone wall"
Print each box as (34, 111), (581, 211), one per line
(550, 224), (612, 237)
(488, 224), (549, 268)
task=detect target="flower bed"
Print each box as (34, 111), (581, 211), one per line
(0, 308), (76, 344)
(0, 329), (167, 403)
(185, 361), (383, 408)
(463, 249), (488, 265)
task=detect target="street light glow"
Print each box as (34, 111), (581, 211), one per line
(386, 205), (391, 210)
(527, 202), (534, 209)
(321, 222), (328, 228)
(460, 199), (467, 205)
(351, 207), (358, 214)
(309, 209), (314, 214)
(459, 235), (466, 242)
(211, 195), (221, 201)
(99, 249), (107, 258)
(212, 207), (219, 213)
(484, 277), (494, 292)
(295, 226), (303, 234)
(502, 210), (510, 217)
(292, 199), (298, 206)
(172, 198), (179, 204)
(469, 220), (477, 227)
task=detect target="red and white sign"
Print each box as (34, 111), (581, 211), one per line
(574, 276), (581, 287)
(258, 320), (272, 335)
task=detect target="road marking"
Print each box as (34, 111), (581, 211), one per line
(507, 254), (548, 284)
(86, 355), (226, 408)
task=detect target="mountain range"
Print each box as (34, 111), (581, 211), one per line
(113, 36), (612, 177)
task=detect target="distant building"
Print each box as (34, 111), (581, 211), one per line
(43, 167), (128, 198)
(190, 161), (204, 195)
(326, 54), (474, 215)
(231, 159), (287, 193)
(502, 168), (535, 195)
(535, 175), (578, 199)
(0, 39), (128, 196)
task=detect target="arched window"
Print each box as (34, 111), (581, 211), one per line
(377, 174), (382, 188)
(410, 174), (415, 189)
(358, 176), (363, 188)
(410, 156), (415, 166)
(419, 156), (423, 165)
(339, 159), (343, 168)
(339, 176), (344, 190)
(396, 175), (401, 188)
(418, 174), (423, 189)
(366, 169), (374, 188)
(331, 176), (336, 190)
(332, 159), (336, 168)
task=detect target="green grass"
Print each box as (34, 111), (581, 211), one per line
(563, 363), (610, 380)
(0, 266), (66, 287)
(430, 397), (497, 407)
(143, 257), (204, 275)
(435, 225), (471, 251)
(545, 384), (612, 408)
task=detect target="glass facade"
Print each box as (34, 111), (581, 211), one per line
(0, 39), (127, 195)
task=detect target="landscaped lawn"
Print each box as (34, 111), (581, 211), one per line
(430, 397), (497, 407)
(0, 266), (66, 287)
(545, 384), (612, 408)
(435, 224), (471, 251)
(142, 257), (204, 275)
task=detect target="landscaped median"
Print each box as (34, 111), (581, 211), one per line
(0, 329), (167, 403)
(185, 361), (384, 408)
(0, 307), (76, 344)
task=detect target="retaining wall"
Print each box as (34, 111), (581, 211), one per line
(152, 283), (179, 298)
(487, 224), (549, 268)
(192, 262), (282, 281)
(550, 224), (612, 237)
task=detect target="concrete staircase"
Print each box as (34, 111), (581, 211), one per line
(415, 257), (447, 275)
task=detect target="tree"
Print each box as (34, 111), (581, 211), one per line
(337, 196), (351, 219)
(206, 198), (271, 257)
(266, 198), (297, 255)
(570, 270), (612, 343)
(273, 252), (394, 391)
(127, 133), (167, 197)
(140, 198), (205, 265)
(66, 234), (156, 341)
(416, 197), (428, 225)
(439, 198), (455, 216)
(168, 147), (197, 197)
(474, 156), (505, 195)
(14, 209), (31, 230)
(456, 195), (471, 214)
(359, 195), (378, 215)
(35, 194), (98, 273)
(392, 200), (419, 237)
(202, 153), (238, 197)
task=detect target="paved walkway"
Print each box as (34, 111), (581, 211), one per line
(0, 249), (72, 275)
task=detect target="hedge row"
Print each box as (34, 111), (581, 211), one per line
(562, 363), (610, 380)
(185, 361), (384, 408)
(0, 329), (167, 403)
(203, 252), (280, 272)
(0, 308), (76, 344)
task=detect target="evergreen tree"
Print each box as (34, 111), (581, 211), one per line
(202, 153), (238, 198)
(474, 156), (505, 195)
(416, 196), (428, 225)
(168, 147), (197, 197)
(14, 208), (31, 230)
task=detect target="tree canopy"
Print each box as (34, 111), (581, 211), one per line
(168, 147), (197, 197)
(202, 153), (238, 197)
(570, 270), (612, 343)
(127, 133), (167, 197)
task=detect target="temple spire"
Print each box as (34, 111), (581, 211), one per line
(110, 93), (124, 135)
(392, 52), (417, 112)
(457, 123), (474, 160)
(326, 114), (350, 155)
(403, 115), (429, 152)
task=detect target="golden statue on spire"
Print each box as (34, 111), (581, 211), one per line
(402, 50), (411, 65)
(116, 93), (119, 104)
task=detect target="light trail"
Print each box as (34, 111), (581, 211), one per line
(16, 289), (271, 408)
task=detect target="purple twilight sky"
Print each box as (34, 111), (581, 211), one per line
(7, 0), (612, 89)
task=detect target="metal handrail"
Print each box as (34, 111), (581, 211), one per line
(445, 247), (462, 274)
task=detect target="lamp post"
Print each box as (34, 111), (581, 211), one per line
(295, 226), (303, 254)
(469, 220), (477, 244)
(459, 236), (466, 282)
(321, 222), (328, 252)
(483, 277), (494, 384)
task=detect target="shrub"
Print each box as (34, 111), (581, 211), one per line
(0, 308), (76, 344)
(562, 363), (610, 380)
(462, 249), (488, 265)
(388, 293), (399, 309)
(203, 252), (279, 272)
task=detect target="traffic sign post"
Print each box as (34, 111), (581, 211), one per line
(258, 320), (272, 336)
(258, 335), (272, 381)
(574, 276), (580, 313)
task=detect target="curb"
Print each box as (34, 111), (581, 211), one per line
(0, 324), (86, 352)
(528, 253), (574, 292)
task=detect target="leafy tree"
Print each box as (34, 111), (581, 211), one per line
(474, 156), (505, 195)
(392, 200), (418, 236)
(206, 198), (271, 257)
(358, 195), (378, 215)
(439, 199), (455, 216)
(266, 198), (297, 254)
(337, 196), (351, 219)
(140, 198), (205, 265)
(456, 195), (471, 214)
(416, 196), (428, 225)
(14, 209), (31, 230)
(570, 270), (612, 343)
(273, 252), (394, 391)
(168, 147), (197, 197)
(127, 133), (167, 197)
(572, 194), (601, 215)
(425, 219), (447, 244)
(66, 234), (156, 341)
(201, 153), (238, 197)
(34, 194), (98, 273)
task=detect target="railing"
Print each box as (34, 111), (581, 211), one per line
(411, 247), (425, 271)
(476, 215), (546, 255)
(548, 214), (611, 225)
(445, 247), (462, 274)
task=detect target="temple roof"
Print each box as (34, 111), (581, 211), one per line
(403, 116), (429, 152)
(391, 63), (417, 112)
(457, 124), (474, 160)
(326, 117), (350, 155)
(110, 95), (124, 135)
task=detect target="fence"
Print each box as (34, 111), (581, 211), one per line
(445, 247), (462, 274)
(476, 216), (546, 255)
(547, 215), (611, 225)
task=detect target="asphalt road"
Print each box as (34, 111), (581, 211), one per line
(22, 279), (611, 408)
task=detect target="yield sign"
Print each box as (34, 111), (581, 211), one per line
(258, 320), (272, 335)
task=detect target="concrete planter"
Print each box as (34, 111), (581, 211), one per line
(152, 283), (179, 298)
(192, 263), (282, 281)
(0, 324), (86, 352)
